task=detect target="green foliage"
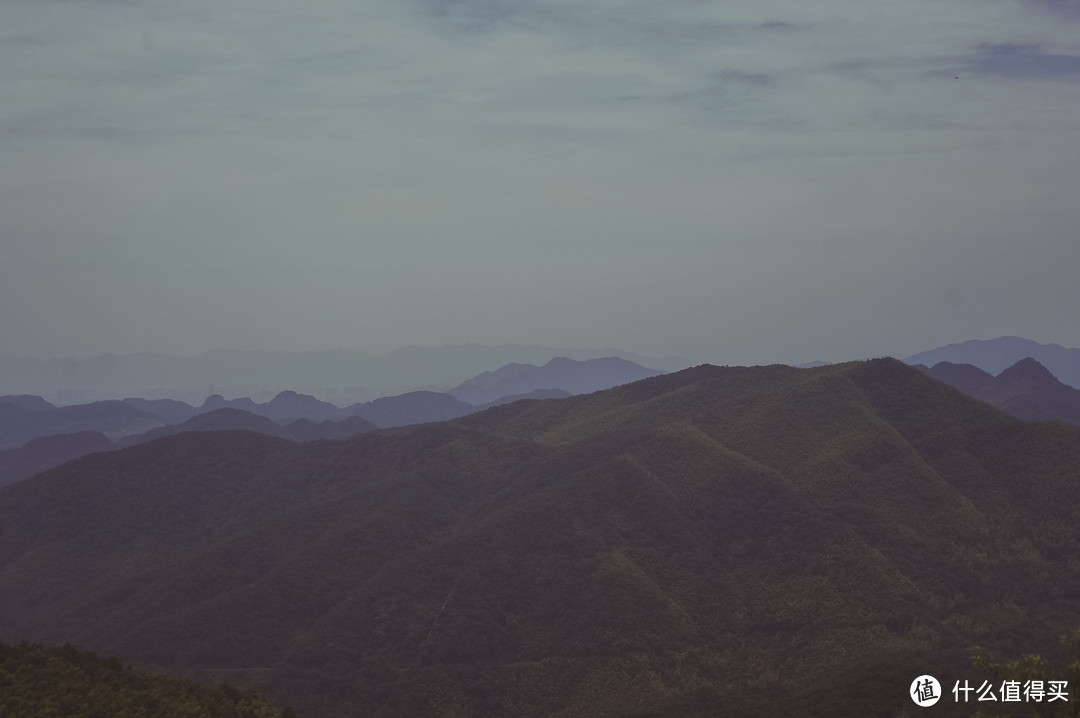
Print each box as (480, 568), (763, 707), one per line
(0, 639), (291, 718)
(966, 629), (1080, 718)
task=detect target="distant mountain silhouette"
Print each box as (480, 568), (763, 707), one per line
(119, 408), (378, 448)
(447, 362), (536, 404)
(472, 388), (573, 411)
(0, 400), (164, 451)
(0, 344), (690, 403)
(260, 390), (344, 423)
(974, 357), (1080, 424)
(0, 387), (435, 480)
(919, 357), (1080, 426)
(921, 361), (994, 394)
(449, 356), (664, 404)
(346, 391), (475, 428)
(0, 394), (56, 412)
(7, 360), (1080, 717)
(200, 394), (261, 414)
(907, 336), (1080, 388)
(118, 408), (291, 447)
(121, 397), (200, 423)
(279, 415), (379, 442)
(0, 431), (115, 488)
(195, 392), (346, 423)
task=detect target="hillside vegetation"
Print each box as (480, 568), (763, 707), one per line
(2, 359), (1080, 717)
(0, 640), (290, 718)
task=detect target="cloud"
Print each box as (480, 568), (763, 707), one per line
(2, 0), (1080, 361)
(969, 43), (1080, 80)
(1020, 0), (1080, 20)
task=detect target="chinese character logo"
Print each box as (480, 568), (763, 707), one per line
(911, 675), (942, 707)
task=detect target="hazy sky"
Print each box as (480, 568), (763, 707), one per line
(3, 0), (1079, 365)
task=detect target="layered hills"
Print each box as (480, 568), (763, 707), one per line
(920, 357), (1080, 426)
(0, 398), (163, 451)
(0, 357), (664, 487)
(449, 356), (663, 405)
(3, 360), (1080, 717)
(907, 336), (1080, 389)
(0, 409), (380, 489)
(0, 344), (689, 404)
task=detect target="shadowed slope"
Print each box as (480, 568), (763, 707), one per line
(0, 430), (115, 489)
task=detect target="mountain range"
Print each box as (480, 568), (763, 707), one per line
(0, 398), (164, 451)
(0, 357), (667, 489)
(906, 336), (1080, 389)
(918, 357), (1080, 426)
(4, 359), (1080, 717)
(448, 356), (663, 405)
(0, 344), (688, 405)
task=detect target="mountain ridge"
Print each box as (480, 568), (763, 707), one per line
(449, 356), (663, 405)
(0, 344), (690, 404)
(921, 357), (1080, 426)
(906, 336), (1080, 389)
(4, 359), (1080, 716)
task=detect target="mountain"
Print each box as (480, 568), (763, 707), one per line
(794, 360), (831, 368)
(119, 408), (379, 448)
(196, 390), (477, 427)
(920, 358), (1080, 426)
(0, 430), (115, 489)
(0, 394), (56, 411)
(0, 399), (164, 451)
(5, 360), (1080, 717)
(447, 362), (537, 404)
(196, 391), (347, 424)
(973, 357), (1080, 425)
(259, 390), (344, 423)
(201, 393), (262, 414)
(122, 397), (201, 423)
(0, 389), (408, 486)
(906, 336), (1080, 389)
(449, 356), (665, 405)
(345, 390), (476, 428)
(920, 361), (994, 395)
(0, 345), (691, 404)
(472, 388), (573, 411)
(118, 408), (293, 447)
(278, 415), (379, 442)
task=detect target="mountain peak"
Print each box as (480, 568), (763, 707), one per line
(905, 337), (1080, 389)
(995, 357), (1059, 385)
(924, 361), (994, 394)
(450, 355), (663, 404)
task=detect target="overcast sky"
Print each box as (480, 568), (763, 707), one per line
(2, 0), (1078, 365)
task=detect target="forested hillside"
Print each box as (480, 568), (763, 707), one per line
(0, 640), (290, 718)
(3, 359), (1080, 717)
